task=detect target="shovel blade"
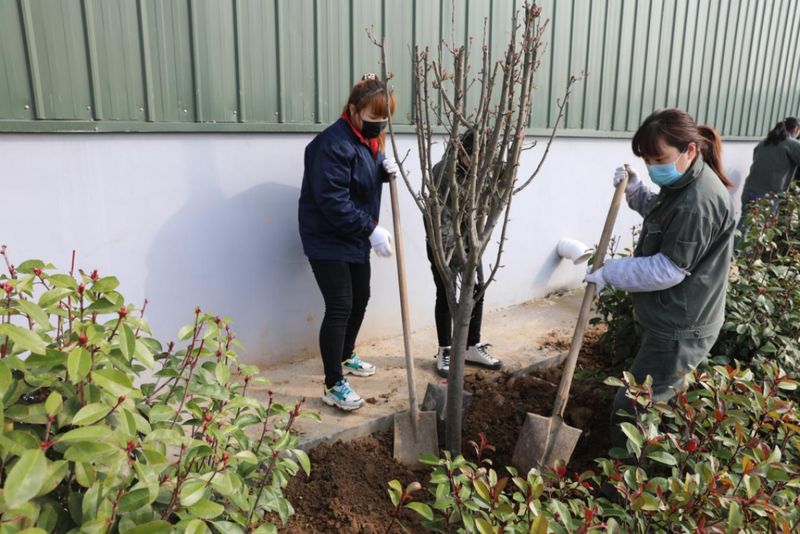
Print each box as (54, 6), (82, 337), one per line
(393, 409), (439, 467)
(512, 413), (582, 474)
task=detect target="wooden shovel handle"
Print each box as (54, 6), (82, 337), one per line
(388, 173), (420, 430)
(551, 172), (629, 418)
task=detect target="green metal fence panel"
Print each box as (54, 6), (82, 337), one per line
(2, 0), (800, 137)
(140, 0), (195, 122)
(0, 0), (34, 120)
(21, 0), (93, 119)
(86, 0), (146, 121)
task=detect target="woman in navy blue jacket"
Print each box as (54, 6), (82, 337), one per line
(298, 74), (398, 411)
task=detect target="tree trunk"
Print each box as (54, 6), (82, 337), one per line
(444, 275), (476, 454)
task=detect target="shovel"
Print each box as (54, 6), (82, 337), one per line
(387, 170), (439, 466)
(512, 170), (629, 473)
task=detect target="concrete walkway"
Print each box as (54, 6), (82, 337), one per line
(250, 290), (584, 449)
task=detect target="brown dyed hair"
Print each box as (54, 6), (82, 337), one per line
(632, 108), (732, 188)
(342, 75), (397, 151)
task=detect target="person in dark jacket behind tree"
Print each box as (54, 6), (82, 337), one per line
(737, 117), (800, 240)
(298, 74), (398, 411)
(426, 129), (503, 378)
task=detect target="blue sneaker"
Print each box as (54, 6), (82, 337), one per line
(342, 353), (376, 377)
(322, 379), (364, 411)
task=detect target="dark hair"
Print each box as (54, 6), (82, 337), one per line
(632, 108), (732, 188)
(765, 117), (799, 145)
(342, 74), (397, 150)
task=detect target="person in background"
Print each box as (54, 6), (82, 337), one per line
(738, 117), (800, 231)
(298, 74), (398, 411)
(427, 129), (503, 378)
(585, 109), (735, 460)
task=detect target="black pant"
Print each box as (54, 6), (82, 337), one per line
(309, 260), (371, 388)
(426, 243), (483, 348)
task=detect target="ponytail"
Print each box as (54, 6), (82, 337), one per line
(765, 116), (799, 145)
(697, 125), (732, 188)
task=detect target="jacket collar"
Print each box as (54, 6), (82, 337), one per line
(661, 155), (704, 191)
(341, 112), (379, 158)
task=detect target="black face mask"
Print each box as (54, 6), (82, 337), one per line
(360, 119), (386, 139)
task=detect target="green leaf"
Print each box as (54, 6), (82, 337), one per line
(215, 362), (230, 386)
(406, 502), (433, 521)
(185, 519), (208, 534)
(16, 259), (46, 274)
(36, 459), (69, 497)
(211, 522), (246, 534)
(529, 514), (548, 534)
(67, 347), (91, 382)
(45, 391), (62, 416)
(64, 441), (119, 463)
(119, 324), (135, 359)
(188, 499), (225, 520)
(134, 339), (155, 369)
(91, 368), (133, 397)
(0, 324), (47, 355)
(177, 325), (195, 341)
(647, 450), (677, 466)
(38, 288), (73, 308)
(14, 300), (51, 329)
(91, 276), (119, 293)
(727, 501), (744, 532)
(72, 402), (111, 426)
(118, 487), (150, 514)
(57, 425), (110, 443)
(293, 449), (311, 477)
(0, 360), (12, 396)
(5, 449), (47, 508)
(47, 274), (77, 289)
(121, 520), (172, 534)
(179, 479), (207, 507)
(620, 422), (643, 448)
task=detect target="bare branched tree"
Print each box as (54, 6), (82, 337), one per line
(374, 2), (582, 453)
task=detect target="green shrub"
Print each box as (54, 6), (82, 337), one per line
(0, 250), (315, 533)
(390, 362), (800, 533)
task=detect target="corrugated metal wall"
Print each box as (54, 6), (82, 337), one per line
(1, 0), (798, 137)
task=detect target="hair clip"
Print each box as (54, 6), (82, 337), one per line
(361, 72), (379, 81)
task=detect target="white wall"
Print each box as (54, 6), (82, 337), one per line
(2, 133), (755, 364)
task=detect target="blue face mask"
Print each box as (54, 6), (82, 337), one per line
(646, 151), (686, 186)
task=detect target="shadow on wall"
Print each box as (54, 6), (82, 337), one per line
(144, 145), (321, 366)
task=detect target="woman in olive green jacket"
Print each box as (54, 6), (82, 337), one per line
(585, 109), (736, 456)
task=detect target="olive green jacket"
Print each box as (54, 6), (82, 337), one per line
(632, 157), (735, 339)
(743, 138), (800, 194)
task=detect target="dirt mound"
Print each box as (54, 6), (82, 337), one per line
(282, 433), (427, 534)
(283, 325), (616, 532)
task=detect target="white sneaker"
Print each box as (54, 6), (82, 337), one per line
(435, 346), (450, 378)
(322, 379), (364, 411)
(342, 353), (377, 377)
(465, 343), (502, 370)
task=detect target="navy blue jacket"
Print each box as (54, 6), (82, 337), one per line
(298, 118), (388, 263)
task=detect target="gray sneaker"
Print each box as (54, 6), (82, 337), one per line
(465, 343), (502, 370)
(435, 346), (450, 378)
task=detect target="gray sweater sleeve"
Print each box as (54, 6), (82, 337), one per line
(602, 253), (688, 293)
(626, 182), (657, 217)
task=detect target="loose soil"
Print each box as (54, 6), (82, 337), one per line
(282, 325), (618, 533)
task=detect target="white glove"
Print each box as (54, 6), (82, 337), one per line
(382, 158), (399, 176)
(369, 226), (393, 257)
(614, 165), (642, 194)
(584, 266), (606, 295)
